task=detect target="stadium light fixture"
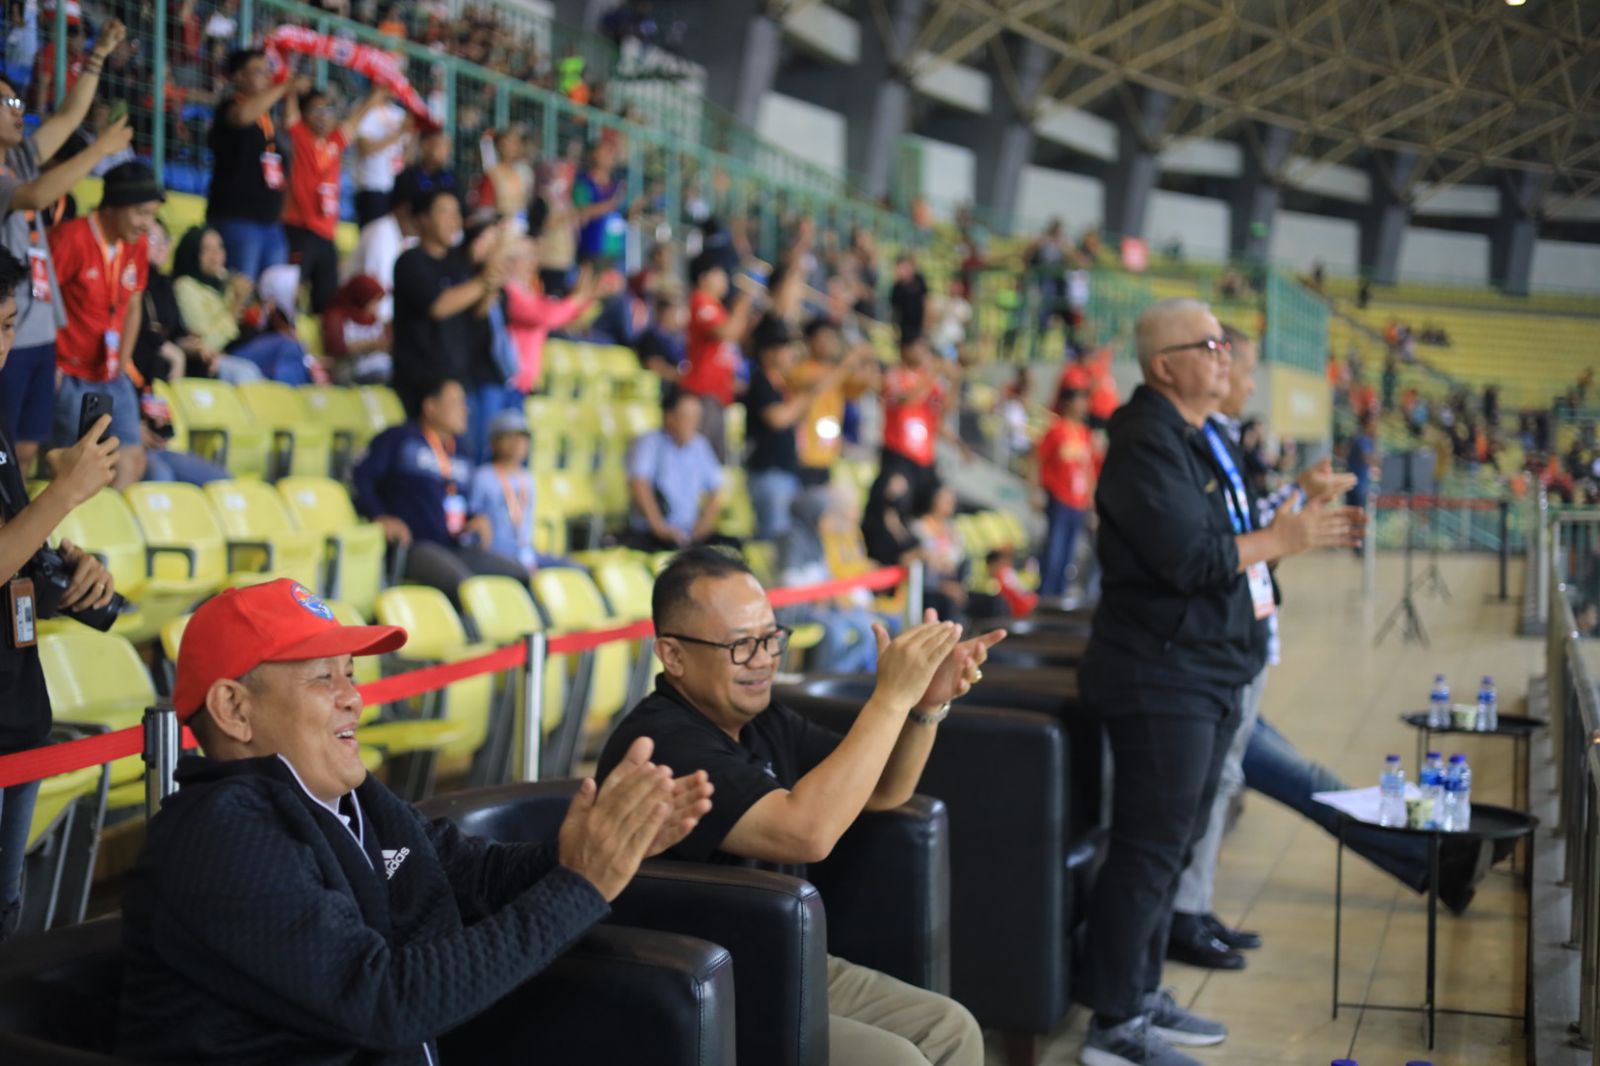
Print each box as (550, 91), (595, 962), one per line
(1505, 0), (1526, 6)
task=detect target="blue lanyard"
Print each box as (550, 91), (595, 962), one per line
(1203, 421), (1252, 533)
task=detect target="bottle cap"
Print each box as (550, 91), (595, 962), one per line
(1427, 751), (1441, 759)
(1406, 1061), (1435, 1065)
(1332, 1060), (1360, 1066)
(1434, 674), (1446, 681)
(1483, 676), (1493, 683)
(1385, 754), (1401, 762)
(1450, 753), (1467, 763)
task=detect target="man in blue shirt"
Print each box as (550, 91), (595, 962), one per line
(626, 388), (729, 551)
(352, 377), (527, 603)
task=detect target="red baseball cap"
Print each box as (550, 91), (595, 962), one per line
(173, 579), (407, 722)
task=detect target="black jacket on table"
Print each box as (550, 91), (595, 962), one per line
(1081, 384), (1269, 700)
(117, 753), (608, 1065)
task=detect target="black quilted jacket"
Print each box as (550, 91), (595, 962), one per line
(117, 755), (608, 1065)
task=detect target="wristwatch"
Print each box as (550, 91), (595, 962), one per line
(909, 701), (951, 727)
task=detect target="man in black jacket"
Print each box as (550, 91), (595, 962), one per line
(1074, 299), (1357, 1066)
(118, 578), (712, 1066)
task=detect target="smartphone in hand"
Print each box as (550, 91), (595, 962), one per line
(77, 392), (112, 444)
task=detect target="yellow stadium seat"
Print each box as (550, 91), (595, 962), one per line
(168, 379), (273, 480)
(48, 489), (169, 641)
(724, 404), (746, 456)
(531, 568), (634, 742)
(204, 480), (324, 590)
(123, 483), (241, 601)
(591, 556), (655, 622)
(538, 471), (603, 549)
(25, 754), (106, 926)
(39, 630), (156, 813)
(305, 385), (376, 456)
(458, 575), (566, 735)
(360, 385), (406, 434)
(26, 764), (102, 850)
(276, 476), (388, 619)
(718, 468), (755, 539)
(237, 381), (335, 479)
(374, 586), (496, 782)
(151, 379), (193, 453)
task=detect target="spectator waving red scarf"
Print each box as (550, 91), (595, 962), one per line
(263, 27), (434, 127)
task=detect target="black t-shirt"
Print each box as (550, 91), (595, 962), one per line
(391, 246), (475, 406)
(206, 108), (283, 223)
(890, 275), (928, 341)
(597, 680), (842, 877)
(745, 369), (799, 474)
(0, 424), (52, 756)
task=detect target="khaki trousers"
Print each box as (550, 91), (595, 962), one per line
(826, 955), (985, 1066)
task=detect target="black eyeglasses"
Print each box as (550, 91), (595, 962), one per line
(660, 626), (792, 665)
(1158, 336), (1232, 359)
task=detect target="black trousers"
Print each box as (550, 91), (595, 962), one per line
(285, 226), (339, 314)
(355, 190), (391, 228)
(1076, 679), (1242, 1020)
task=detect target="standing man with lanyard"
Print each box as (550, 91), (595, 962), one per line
(0, 19), (130, 475)
(1167, 325), (1362, 970)
(1074, 299), (1358, 1066)
(47, 161), (163, 488)
(207, 50), (301, 282)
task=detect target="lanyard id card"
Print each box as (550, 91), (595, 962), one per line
(27, 246), (51, 302)
(1247, 562), (1276, 620)
(261, 151), (285, 189)
(8, 577), (37, 648)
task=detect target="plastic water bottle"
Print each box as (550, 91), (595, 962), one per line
(1428, 674), (1450, 729)
(1419, 752), (1445, 828)
(1442, 754), (1472, 831)
(1476, 676), (1498, 732)
(1379, 754), (1407, 827)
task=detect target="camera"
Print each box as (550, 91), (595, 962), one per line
(29, 546), (127, 632)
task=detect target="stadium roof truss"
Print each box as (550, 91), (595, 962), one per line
(857, 0), (1600, 212)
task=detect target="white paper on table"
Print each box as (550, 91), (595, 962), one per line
(1311, 784), (1422, 826)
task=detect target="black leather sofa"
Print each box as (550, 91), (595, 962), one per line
(421, 780), (952, 1066)
(0, 915), (735, 1065)
(774, 671), (1105, 1064)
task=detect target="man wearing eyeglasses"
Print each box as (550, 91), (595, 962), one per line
(0, 18), (129, 475)
(597, 546), (1005, 1066)
(1072, 298), (1360, 1066)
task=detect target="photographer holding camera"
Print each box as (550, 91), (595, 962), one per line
(0, 249), (119, 942)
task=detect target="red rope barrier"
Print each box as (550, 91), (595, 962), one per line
(355, 644), (527, 706)
(547, 620), (655, 655)
(1373, 495), (1504, 511)
(0, 565), (913, 789)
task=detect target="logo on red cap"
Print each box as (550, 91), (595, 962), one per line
(291, 581), (335, 621)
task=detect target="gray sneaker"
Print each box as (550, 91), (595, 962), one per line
(1079, 1013), (1202, 1066)
(1144, 988), (1228, 1047)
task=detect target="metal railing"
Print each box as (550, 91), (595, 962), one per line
(1542, 510), (1600, 1060)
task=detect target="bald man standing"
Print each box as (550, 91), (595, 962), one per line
(1074, 299), (1357, 1066)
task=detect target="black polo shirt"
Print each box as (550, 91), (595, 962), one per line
(598, 680), (841, 877)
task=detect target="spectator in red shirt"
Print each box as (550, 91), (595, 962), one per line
(1034, 387), (1098, 597)
(879, 337), (951, 511)
(48, 160), (162, 488)
(282, 84), (383, 314)
(681, 260), (756, 462)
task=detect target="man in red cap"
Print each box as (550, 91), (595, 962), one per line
(118, 578), (712, 1065)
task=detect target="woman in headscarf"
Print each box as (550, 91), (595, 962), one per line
(321, 274), (392, 385)
(172, 225), (250, 354)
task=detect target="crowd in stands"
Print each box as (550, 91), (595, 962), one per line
(0, 5), (1528, 1066)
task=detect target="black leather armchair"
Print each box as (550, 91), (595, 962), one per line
(775, 673), (1101, 1057)
(421, 780), (953, 1066)
(0, 917), (736, 1066)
